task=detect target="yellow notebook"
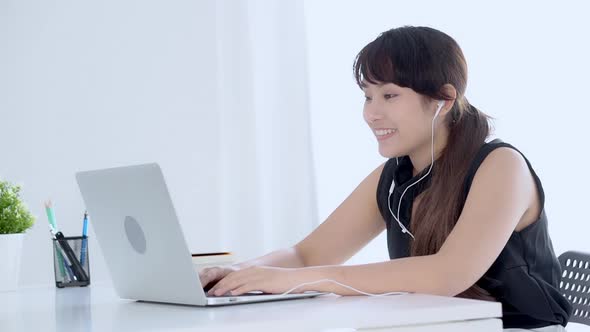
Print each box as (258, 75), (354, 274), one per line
(191, 252), (234, 271)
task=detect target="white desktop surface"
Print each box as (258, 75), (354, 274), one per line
(0, 284), (502, 331)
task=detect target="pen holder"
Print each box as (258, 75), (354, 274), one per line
(52, 235), (91, 288)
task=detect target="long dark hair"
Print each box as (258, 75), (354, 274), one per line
(353, 26), (494, 300)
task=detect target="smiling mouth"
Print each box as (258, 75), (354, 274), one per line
(374, 128), (397, 141)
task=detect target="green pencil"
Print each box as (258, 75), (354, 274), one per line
(45, 200), (66, 280)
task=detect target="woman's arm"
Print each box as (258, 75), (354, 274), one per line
(240, 162), (387, 268)
(209, 148), (537, 296)
(293, 162), (387, 266)
(294, 147), (535, 296)
(234, 247), (307, 269)
(202, 163), (387, 291)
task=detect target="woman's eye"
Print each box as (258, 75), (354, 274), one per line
(384, 94), (398, 100)
(364, 96), (372, 102)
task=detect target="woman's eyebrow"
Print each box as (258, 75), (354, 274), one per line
(360, 81), (381, 89)
(361, 80), (393, 89)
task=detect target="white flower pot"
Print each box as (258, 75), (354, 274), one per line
(0, 233), (24, 292)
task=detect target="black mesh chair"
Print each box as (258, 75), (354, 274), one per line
(558, 251), (590, 325)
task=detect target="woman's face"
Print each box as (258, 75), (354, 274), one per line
(362, 81), (439, 159)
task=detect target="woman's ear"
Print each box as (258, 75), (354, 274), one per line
(439, 84), (458, 116)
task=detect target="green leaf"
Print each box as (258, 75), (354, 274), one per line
(0, 179), (35, 234)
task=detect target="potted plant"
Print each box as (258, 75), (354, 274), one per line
(0, 179), (35, 292)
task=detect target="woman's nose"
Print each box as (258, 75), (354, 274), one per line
(364, 105), (384, 124)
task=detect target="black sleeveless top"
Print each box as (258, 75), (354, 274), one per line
(376, 139), (572, 329)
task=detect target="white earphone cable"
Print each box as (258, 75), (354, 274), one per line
(278, 278), (406, 297)
(271, 102), (444, 299)
(388, 101), (444, 239)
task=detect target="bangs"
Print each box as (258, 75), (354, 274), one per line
(353, 27), (428, 92)
(354, 36), (398, 88)
(353, 26), (462, 101)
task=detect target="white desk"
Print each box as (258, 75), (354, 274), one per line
(0, 285), (502, 331)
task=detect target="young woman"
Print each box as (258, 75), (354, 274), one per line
(199, 26), (572, 330)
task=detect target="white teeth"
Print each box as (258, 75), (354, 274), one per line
(375, 129), (396, 136)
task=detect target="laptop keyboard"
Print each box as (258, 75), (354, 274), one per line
(205, 290), (273, 298)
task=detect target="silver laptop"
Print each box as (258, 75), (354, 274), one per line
(75, 163), (323, 306)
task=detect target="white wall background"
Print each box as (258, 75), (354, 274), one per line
(0, 0), (316, 287)
(2, 0), (590, 289)
(304, 0), (590, 265)
(0, 1), (218, 285)
(0, 0), (220, 286)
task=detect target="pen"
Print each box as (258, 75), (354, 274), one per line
(55, 231), (89, 282)
(45, 201), (66, 279)
(80, 211), (88, 266)
(48, 224), (75, 281)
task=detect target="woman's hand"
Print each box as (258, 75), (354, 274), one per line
(199, 265), (241, 291)
(206, 266), (305, 296)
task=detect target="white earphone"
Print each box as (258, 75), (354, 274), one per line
(434, 99), (444, 117)
(262, 101), (445, 298)
(387, 100), (445, 239)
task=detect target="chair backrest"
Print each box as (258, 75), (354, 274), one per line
(558, 251), (590, 325)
